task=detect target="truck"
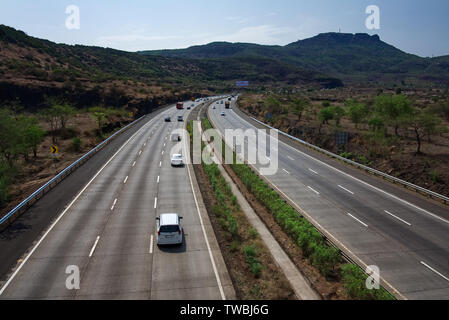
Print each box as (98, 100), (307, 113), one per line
(176, 102), (184, 110)
(225, 101), (230, 109)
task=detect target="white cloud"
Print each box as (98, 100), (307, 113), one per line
(203, 25), (295, 45)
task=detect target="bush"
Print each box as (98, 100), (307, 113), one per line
(72, 137), (82, 152)
(341, 264), (394, 300)
(244, 245), (262, 278)
(249, 227), (258, 239)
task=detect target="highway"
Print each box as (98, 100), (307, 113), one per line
(209, 97), (449, 299)
(0, 100), (234, 300)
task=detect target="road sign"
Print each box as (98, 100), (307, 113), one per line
(236, 81), (249, 87)
(50, 145), (59, 154)
(335, 132), (349, 145)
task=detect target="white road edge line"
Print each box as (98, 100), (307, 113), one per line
(149, 234), (154, 254)
(347, 213), (368, 227)
(338, 185), (354, 195)
(384, 210), (412, 226)
(89, 236), (100, 257)
(309, 168), (318, 175)
(237, 113), (449, 225)
(184, 122), (226, 300)
(420, 261), (449, 282)
(0, 112), (159, 296)
(307, 186), (320, 195)
(123, 176), (129, 184)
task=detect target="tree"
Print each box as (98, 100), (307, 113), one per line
(347, 101), (369, 129)
(52, 104), (75, 129)
(319, 107), (334, 125)
(374, 94), (413, 136)
(264, 96), (281, 114)
(405, 110), (445, 154)
(22, 118), (45, 158)
(331, 106), (345, 127)
(290, 97), (310, 122)
(90, 107), (106, 135)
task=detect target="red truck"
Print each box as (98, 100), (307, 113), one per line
(176, 102), (184, 109)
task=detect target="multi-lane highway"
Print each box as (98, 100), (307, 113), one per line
(0, 100), (234, 300)
(209, 97), (449, 299)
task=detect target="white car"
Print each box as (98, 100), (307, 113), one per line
(171, 154), (184, 167)
(221, 111), (225, 116)
(156, 213), (183, 246)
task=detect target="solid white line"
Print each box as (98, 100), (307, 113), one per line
(149, 234), (154, 254)
(183, 126), (226, 300)
(347, 213), (368, 227)
(124, 176), (129, 184)
(154, 197), (157, 209)
(307, 186), (320, 195)
(132, 161), (136, 167)
(89, 236), (100, 257)
(420, 261), (449, 282)
(338, 185), (354, 195)
(238, 114), (449, 225)
(384, 210), (412, 226)
(309, 168), (318, 175)
(287, 156), (294, 161)
(157, 176), (160, 183)
(282, 169), (290, 175)
(0, 114), (158, 296)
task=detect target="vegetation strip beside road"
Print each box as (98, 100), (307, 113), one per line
(202, 116), (394, 300)
(187, 120), (295, 300)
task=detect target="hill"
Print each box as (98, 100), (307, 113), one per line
(141, 33), (449, 86)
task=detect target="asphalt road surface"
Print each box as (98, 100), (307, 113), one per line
(0, 100), (233, 300)
(209, 98), (449, 300)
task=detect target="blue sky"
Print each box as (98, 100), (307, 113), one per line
(1, 0), (448, 57)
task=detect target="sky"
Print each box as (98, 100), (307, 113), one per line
(0, 0), (448, 57)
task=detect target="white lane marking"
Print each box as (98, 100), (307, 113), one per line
(347, 213), (368, 227)
(237, 114), (449, 225)
(307, 186), (320, 195)
(287, 156), (295, 161)
(138, 150), (142, 156)
(123, 176), (129, 184)
(309, 168), (318, 175)
(89, 236), (100, 257)
(338, 185), (354, 195)
(154, 197), (157, 209)
(282, 169), (290, 175)
(149, 234), (154, 254)
(384, 210), (412, 226)
(157, 176), (160, 183)
(0, 113), (160, 296)
(164, 143), (166, 147)
(183, 126), (226, 300)
(111, 198), (118, 210)
(420, 261), (449, 282)
(162, 151), (164, 155)
(159, 161), (162, 167)
(132, 161), (136, 167)
(144, 142), (146, 147)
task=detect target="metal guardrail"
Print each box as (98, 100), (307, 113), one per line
(207, 103), (405, 299)
(0, 115), (146, 230)
(251, 117), (449, 205)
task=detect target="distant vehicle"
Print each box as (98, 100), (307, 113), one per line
(171, 154), (184, 167)
(187, 106), (191, 110)
(176, 102), (184, 109)
(227, 97), (232, 101)
(164, 116), (171, 122)
(178, 115), (183, 121)
(156, 213), (183, 246)
(220, 101), (224, 104)
(221, 111), (225, 116)
(212, 105), (216, 109)
(171, 133), (181, 142)
(225, 101), (230, 109)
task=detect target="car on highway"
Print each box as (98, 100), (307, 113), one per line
(187, 106), (191, 110)
(220, 101), (224, 104)
(212, 105), (216, 109)
(156, 213), (183, 246)
(221, 111), (225, 116)
(171, 153), (184, 167)
(164, 116), (171, 122)
(178, 116), (183, 122)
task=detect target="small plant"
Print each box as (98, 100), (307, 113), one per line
(249, 227), (259, 239)
(244, 245), (262, 278)
(72, 137), (82, 152)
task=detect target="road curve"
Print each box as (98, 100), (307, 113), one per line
(0, 100), (234, 300)
(209, 97), (449, 300)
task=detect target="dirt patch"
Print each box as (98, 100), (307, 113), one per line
(221, 163), (348, 300)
